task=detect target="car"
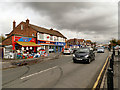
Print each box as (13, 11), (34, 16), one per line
(73, 47), (95, 64)
(72, 48), (78, 53)
(114, 45), (119, 50)
(63, 48), (71, 55)
(97, 47), (105, 53)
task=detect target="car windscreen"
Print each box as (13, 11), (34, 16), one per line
(76, 48), (89, 53)
(64, 48), (69, 50)
(98, 47), (104, 49)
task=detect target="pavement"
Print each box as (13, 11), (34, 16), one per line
(1, 52), (61, 70)
(113, 54), (120, 89)
(100, 51), (120, 89)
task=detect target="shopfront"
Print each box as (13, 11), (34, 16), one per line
(38, 40), (65, 53)
(69, 45), (81, 48)
(38, 40), (55, 53)
(12, 36), (41, 53)
(54, 42), (66, 53)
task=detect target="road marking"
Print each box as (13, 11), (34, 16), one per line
(20, 66), (58, 80)
(92, 55), (110, 89)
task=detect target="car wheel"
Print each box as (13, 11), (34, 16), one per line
(73, 60), (76, 63)
(87, 59), (90, 64)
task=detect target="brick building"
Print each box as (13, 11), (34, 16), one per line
(66, 38), (85, 48)
(2, 19), (67, 53)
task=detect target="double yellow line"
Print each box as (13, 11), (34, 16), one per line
(92, 55), (110, 89)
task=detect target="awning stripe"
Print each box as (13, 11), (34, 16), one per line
(16, 41), (41, 47)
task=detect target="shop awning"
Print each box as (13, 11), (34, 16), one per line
(16, 41), (41, 47)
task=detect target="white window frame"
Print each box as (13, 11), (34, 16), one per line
(21, 24), (23, 30)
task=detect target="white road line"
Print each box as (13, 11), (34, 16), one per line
(20, 66), (58, 80)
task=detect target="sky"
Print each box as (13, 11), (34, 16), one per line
(0, 0), (118, 44)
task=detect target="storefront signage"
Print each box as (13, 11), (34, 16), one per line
(14, 36), (35, 42)
(55, 42), (65, 46)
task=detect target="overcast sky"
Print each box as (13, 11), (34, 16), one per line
(0, 1), (118, 44)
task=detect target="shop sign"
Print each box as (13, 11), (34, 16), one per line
(55, 42), (66, 46)
(14, 36), (35, 42)
(49, 49), (54, 51)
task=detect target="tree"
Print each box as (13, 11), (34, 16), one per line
(117, 40), (120, 45)
(110, 39), (117, 46)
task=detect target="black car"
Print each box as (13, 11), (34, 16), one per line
(73, 47), (95, 64)
(72, 48), (78, 53)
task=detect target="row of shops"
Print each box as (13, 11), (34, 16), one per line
(3, 35), (66, 59)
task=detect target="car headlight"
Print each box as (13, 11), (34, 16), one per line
(85, 55), (89, 58)
(73, 54), (75, 57)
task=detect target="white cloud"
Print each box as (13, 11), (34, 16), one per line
(0, 2), (118, 44)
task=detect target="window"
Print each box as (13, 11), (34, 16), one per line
(50, 35), (53, 40)
(21, 24), (23, 30)
(39, 33), (44, 39)
(57, 37), (59, 41)
(32, 34), (34, 37)
(54, 36), (57, 41)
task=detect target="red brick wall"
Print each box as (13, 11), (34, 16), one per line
(2, 36), (12, 45)
(7, 22), (37, 37)
(3, 22), (37, 45)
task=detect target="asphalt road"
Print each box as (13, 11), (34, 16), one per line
(2, 50), (109, 88)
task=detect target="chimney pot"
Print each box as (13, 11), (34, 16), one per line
(26, 19), (29, 24)
(13, 20), (16, 30)
(50, 28), (53, 30)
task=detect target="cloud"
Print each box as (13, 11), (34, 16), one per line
(0, 2), (118, 43)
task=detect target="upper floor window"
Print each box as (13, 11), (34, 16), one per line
(50, 35), (53, 40)
(54, 36), (57, 41)
(39, 33), (44, 39)
(57, 37), (59, 41)
(32, 34), (34, 37)
(21, 24), (23, 30)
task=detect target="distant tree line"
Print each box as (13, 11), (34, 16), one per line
(110, 38), (120, 46)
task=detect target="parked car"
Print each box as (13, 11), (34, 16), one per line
(63, 48), (71, 55)
(97, 47), (105, 53)
(114, 45), (120, 50)
(73, 47), (95, 64)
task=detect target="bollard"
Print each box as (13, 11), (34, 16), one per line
(112, 54), (114, 60)
(111, 54), (114, 66)
(107, 68), (114, 90)
(110, 58), (113, 71)
(118, 49), (120, 56)
(113, 48), (115, 56)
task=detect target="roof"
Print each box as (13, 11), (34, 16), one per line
(6, 21), (67, 39)
(67, 38), (85, 42)
(29, 23), (67, 39)
(85, 40), (92, 43)
(16, 41), (41, 47)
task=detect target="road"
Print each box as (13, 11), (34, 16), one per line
(2, 50), (109, 88)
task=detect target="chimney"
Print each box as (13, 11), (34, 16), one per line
(26, 19), (29, 24)
(13, 20), (16, 30)
(50, 28), (53, 30)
